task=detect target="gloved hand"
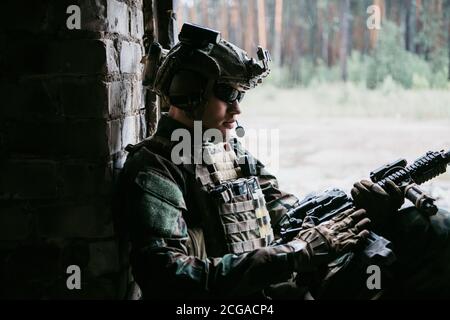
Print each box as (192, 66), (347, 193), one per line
(350, 179), (404, 228)
(287, 208), (371, 273)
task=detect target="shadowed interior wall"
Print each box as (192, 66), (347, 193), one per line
(0, 0), (151, 299)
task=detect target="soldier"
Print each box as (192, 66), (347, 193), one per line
(115, 23), (450, 299)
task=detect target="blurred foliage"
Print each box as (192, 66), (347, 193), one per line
(269, 22), (449, 90)
(178, 0), (450, 90)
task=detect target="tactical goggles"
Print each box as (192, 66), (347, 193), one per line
(213, 83), (245, 104)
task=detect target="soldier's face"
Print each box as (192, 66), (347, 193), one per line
(202, 87), (242, 138)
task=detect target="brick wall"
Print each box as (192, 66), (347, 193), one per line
(0, 0), (149, 299)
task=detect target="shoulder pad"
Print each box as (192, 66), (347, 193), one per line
(134, 170), (187, 238)
(135, 170), (186, 210)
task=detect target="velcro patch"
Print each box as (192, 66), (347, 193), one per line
(135, 170), (187, 238)
(135, 170), (186, 209)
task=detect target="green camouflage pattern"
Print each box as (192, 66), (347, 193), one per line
(134, 170), (187, 238)
(116, 114), (299, 299)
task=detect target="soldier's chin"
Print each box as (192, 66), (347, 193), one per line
(218, 125), (233, 141)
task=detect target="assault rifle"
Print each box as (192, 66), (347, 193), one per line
(275, 149), (450, 263)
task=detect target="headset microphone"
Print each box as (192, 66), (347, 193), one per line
(235, 121), (245, 138)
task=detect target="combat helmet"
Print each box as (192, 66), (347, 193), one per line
(142, 23), (271, 114)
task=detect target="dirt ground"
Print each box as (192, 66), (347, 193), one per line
(239, 86), (450, 211)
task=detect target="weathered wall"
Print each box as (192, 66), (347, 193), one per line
(0, 0), (148, 299)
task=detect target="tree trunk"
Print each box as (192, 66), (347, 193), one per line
(340, 0), (350, 81)
(363, 0), (372, 55)
(416, 0), (424, 56)
(257, 0), (267, 48)
(201, 0), (209, 26)
(283, 0), (301, 83)
(398, 0), (407, 49)
(229, 0), (240, 44)
(306, 0), (318, 65)
(328, 1), (338, 66)
(352, 1), (365, 53)
(220, 0), (229, 40)
(385, 0), (392, 20)
(370, 0), (385, 50)
(189, 1), (197, 25)
(391, 0), (400, 24)
(318, 1), (329, 63)
(245, 0), (256, 54)
(273, 0), (283, 66)
(406, 0), (417, 52)
(174, 0), (184, 35)
(348, 0), (354, 57)
(447, 0), (450, 80)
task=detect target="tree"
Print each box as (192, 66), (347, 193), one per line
(174, 0), (185, 33)
(370, 0), (385, 50)
(446, 0), (450, 80)
(282, 0), (303, 83)
(273, 0), (283, 65)
(340, 0), (350, 81)
(257, 0), (268, 48)
(244, 0), (256, 54)
(363, 0), (372, 55)
(317, 0), (330, 63)
(306, 0), (318, 64)
(220, 0), (229, 40)
(229, 0), (240, 44)
(189, 0), (198, 24)
(405, 0), (417, 52)
(201, 0), (209, 26)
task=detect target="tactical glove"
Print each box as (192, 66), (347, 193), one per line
(287, 208), (370, 273)
(351, 179), (404, 229)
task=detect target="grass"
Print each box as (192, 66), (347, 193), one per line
(243, 82), (450, 120)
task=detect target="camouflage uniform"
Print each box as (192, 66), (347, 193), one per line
(116, 114), (301, 299)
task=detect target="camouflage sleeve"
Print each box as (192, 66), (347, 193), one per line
(128, 168), (297, 299)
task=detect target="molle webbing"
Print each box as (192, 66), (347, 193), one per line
(227, 236), (274, 254)
(199, 142), (243, 187)
(199, 145), (275, 254)
(223, 216), (270, 234)
(196, 142), (275, 254)
(219, 197), (265, 215)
